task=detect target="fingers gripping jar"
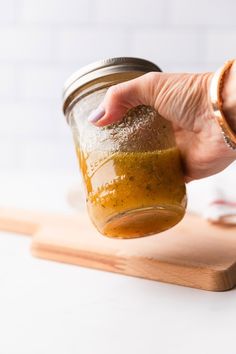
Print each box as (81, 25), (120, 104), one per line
(63, 57), (187, 239)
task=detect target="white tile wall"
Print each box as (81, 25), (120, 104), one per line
(1, 101), (52, 135)
(0, 65), (17, 97)
(20, 0), (91, 25)
(0, 26), (53, 62)
(17, 65), (68, 100)
(0, 0), (17, 23)
(0, 0), (235, 172)
(95, 0), (166, 26)
(130, 29), (203, 67)
(56, 28), (127, 64)
(206, 30), (236, 63)
(169, 0), (236, 27)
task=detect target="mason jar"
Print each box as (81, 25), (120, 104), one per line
(62, 57), (187, 239)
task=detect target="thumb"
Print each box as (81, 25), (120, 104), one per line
(88, 72), (158, 126)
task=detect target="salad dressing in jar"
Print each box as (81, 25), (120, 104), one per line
(63, 58), (187, 238)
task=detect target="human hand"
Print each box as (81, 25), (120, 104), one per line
(88, 67), (236, 181)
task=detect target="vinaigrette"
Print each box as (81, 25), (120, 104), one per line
(77, 147), (186, 238)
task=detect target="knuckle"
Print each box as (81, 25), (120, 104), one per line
(106, 85), (122, 100)
(144, 71), (161, 84)
(142, 72), (162, 106)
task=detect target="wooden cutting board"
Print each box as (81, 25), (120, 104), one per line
(0, 207), (236, 291)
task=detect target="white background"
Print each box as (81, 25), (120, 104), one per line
(1, 0), (236, 173)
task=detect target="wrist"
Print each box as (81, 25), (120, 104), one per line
(222, 60), (236, 131)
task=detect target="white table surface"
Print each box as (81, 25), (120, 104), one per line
(0, 170), (236, 354)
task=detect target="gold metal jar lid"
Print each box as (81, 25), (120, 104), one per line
(62, 57), (161, 115)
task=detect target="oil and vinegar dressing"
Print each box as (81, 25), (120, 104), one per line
(77, 147), (186, 238)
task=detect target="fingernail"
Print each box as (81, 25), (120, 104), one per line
(88, 107), (105, 123)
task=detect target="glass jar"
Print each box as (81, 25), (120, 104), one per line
(63, 57), (187, 239)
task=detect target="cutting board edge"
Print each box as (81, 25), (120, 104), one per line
(31, 242), (236, 292)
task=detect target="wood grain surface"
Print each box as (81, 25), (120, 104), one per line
(0, 208), (235, 291)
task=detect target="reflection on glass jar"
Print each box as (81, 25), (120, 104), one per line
(63, 58), (187, 239)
